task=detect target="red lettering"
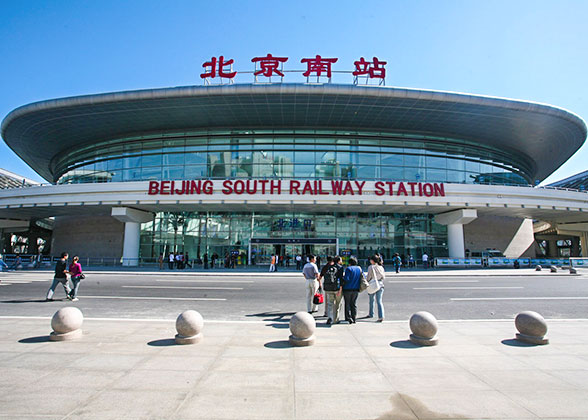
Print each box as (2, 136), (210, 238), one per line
(354, 181), (366, 195)
(397, 182), (408, 196)
(386, 181), (396, 195)
(259, 180), (269, 194)
(222, 180), (233, 194)
(418, 182), (423, 196)
(290, 180), (300, 194)
(148, 181), (160, 195)
(245, 180), (257, 194)
(423, 183), (434, 197)
(302, 180), (314, 195)
(251, 54), (288, 77)
(407, 182), (417, 196)
(331, 180), (344, 195)
(190, 180), (201, 194)
(343, 181), (354, 195)
(174, 180), (187, 195)
(160, 181), (170, 195)
(203, 180), (213, 195)
(434, 183), (445, 197)
(170, 180), (176, 195)
(233, 180), (245, 195)
(375, 181), (386, 196)
(318, 180), (329, 195)
(270, 180), (281, 194)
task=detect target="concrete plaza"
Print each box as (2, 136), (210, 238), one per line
(1, 315), (588, 419)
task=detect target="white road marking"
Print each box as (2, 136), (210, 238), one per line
(389, 280), (479, 284)
(155, 279), (254, 284)
(414, 286), (524, 290)
(451, 296), (588, 301)
(122, 285), (243, 290)
(78, 295), (226, 301)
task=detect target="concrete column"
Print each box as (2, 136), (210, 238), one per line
(435, 209), (477, 259)
(447, 223), (466, 258)
(583, 233), (588, 257)
(122, 222), (141, 266)
(111, 208), (153, 267)
(547, 240), (559, 258)
(571, 237), (580, 257)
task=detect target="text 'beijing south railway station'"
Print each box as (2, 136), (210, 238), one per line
(1, 53), (588, 267)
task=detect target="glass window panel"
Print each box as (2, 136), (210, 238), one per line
(142, 154), (162, 167)
(163, 166), (185, 179)
(294, 164), (315, 178)
(404, 167), (424, 182)
(426, 168), (447, 182)
(358, 153), (380, 165)
(357, 165), (377, 179)
(446, 158), (465, 171)
(163, 153), (184, 166)
(404, 154), (425, 167)
(465, 160), (480, 172)
(446, 170), (466, 183)
(185, 165), (207, 178)
(426, 155), (447, 169)
(185, 152), (207, 165)
(107, 158), (123, 170)
(380, 154), (402, 166)
(142, 167), (161, 180)
(381, 166), (403, 180)
(122, 156), (141, 168)
(295, 151), (316, 164)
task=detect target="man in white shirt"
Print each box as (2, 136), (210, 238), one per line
(422, 253), (429, 269)
(302, 255), (320, 313)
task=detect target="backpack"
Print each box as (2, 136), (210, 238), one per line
(322, 264), (340, 291)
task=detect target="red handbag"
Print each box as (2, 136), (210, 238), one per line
(313, 290), (324, 304)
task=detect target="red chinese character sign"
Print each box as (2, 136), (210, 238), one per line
(200, 56), (237, 84)
(352, 57), (387, 85)
(251, 54), (288, 81)
(301, 55), (338, 82)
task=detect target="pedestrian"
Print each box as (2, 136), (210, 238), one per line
(366, 254), (386, 322)
(408, 254), (415, 268)
(203, 253), (209, 269)
(422, 252), (429, 269)
(320, 256), (344, 325)
(168, 252), (174, 270)
(0, 254), (8, 272)
(319, 256), (332, 317)
(158, 253), (164, 270)
(274, 254), (279, 272)
(295, 254), (302, 270)
(10, 254), (22, 270)
(392, 252), (402, 274)
(185, 253), (192, 269)
(341, 257), (363, 324)
(302, 254), (320, 313)
(68, 255), (84, 301)
(46, 252), (71, 301)
(269, 254), (276, 272)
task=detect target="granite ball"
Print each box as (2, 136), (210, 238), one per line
(409, 311), (438, 339)
(176, 310), (204, 337)
(51, 307), (83, 334)
(570, 267), (577, 274)
(515, 311), (548, 337)
(550, 266), (557, 273)
(289, 311), (316, 339)
(535, 265), (542, 271)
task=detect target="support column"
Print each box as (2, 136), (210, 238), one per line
(111, 208), (153, 266)
(447, 223), (466, 259)
(435, 209), (477, 258)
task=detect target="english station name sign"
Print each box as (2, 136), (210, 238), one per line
(148, 180), (446, 197)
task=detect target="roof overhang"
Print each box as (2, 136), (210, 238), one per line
(2, 83), (586, 182)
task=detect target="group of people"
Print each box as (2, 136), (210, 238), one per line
(45, 252), (84, 302)
(302, 254), (386, 324)
(160, 252), (193, 270)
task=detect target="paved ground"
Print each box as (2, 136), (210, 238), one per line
(1, 268), (587, 320)
(1, 317), (588, 419)
(2, 268), (588, 419)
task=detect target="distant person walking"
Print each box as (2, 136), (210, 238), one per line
(392, 253), (402, 273)
(366, 255), (386, 322)
(302, 254), (320, 313)
(158, 254), (164, 270)
(46, 252), (71, 301)
(341, 257), (363, 324)
(168, 252), (175, 270)
(269, 254), (277, 272)
(68, 256), (84, 301)
(295, 254), (302, 270)
(321, 256), (344, 325)
(422, 252), (429, 269)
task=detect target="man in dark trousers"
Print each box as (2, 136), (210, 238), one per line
(46, 252), (71, 301)
(341, 257), (363, 324)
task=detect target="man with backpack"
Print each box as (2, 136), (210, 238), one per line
(320, 256), (344, 325)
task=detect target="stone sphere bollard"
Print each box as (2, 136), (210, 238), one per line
(515, 311), (549, 345)
(535, 265), (542, 271)
(50, 307), (83, 341)
(570, 267), (577, 274)
(289, 311), (316, 346)
(175, 310), (204, 344)
(550, 266), (557, 273)
(409, 311), (439, 346)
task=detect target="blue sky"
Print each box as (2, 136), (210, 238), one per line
(1, 0), (587, 184)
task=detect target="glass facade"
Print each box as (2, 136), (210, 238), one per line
(140, 211), (448, 264)
(55, 129), (531, 185)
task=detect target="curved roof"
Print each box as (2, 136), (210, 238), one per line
(2, 83), (586, 182)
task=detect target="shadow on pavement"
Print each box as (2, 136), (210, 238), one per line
(267, 323), (290, 329)
(501, 338), (540, 347)
(147, 338), (176, 347)
(264, 340), (292, 349)
(19, 335), (51, 343)
(246, 311), (295, 323)
(1, 299), (59, 304)
(389, 340), (420, 349)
